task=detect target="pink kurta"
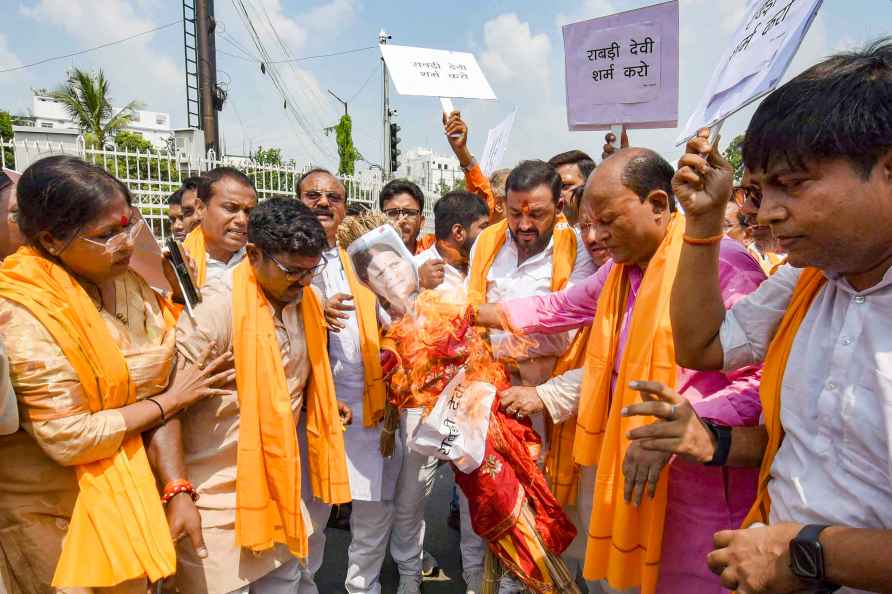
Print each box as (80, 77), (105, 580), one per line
(502, 238), (766, 594)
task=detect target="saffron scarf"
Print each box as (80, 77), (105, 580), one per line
(231, 260), (350, 558)
(338, 247), (387, 427)
(183, 225), (207, 288)
(0, 247), (176, 588)
(466, 214), (577, 305)
(742, 267), (826, 527)
(575, 214), (684, 594)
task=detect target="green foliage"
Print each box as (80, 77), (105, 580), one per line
(723, 134), (745, 184)
(115, 130), (153, 152)
(50, 68), (141, 147)
(452, 178), (467, 191)
(0, 110), (12, 167)
(334, 114), (359, 176)
(252, 145), (283, 166)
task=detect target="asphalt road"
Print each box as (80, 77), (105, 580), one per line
(316, 464), (467, 593)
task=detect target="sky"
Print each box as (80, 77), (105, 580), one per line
(1, 0), (890, 173)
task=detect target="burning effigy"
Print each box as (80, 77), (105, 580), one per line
(338, 213), (580, 594)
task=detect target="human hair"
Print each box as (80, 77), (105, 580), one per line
(17, 155), (132, 243)
(247, 197), (327, 257)
(743, 38), (892, 179)
(197, 166), (254, 203)
(181, 175), (204, 192)
(578, 159), (596, 180)
(296, 167), (342, 195)
(351, 243), (403, 284)
(346, 202), (370, 216)
(379, 178), (424, 211)
(433, 191), (489, 240)
(548, 150), (594, 169)
(620, 150), (677, 212)
(565, 184), (586, 225)
(490, 169), (511, 200)
(505, 160), (562, 203)
(167, 188), (183, 207)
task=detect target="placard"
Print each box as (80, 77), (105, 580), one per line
(677, 0), (824, 143)
(479, 110), (516, 177)
(562, 0), (678, 131)
(380, 43), (497, 100)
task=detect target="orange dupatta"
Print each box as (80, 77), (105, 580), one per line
(742, 268), (826, 527)
(574, 214), (684, 594)
(183, 226), (208, 288)
(0, 247), (176, 587)
(231, 260), (349, 558)
(338, 247), (387, 427)
(466, 215), (577, 305)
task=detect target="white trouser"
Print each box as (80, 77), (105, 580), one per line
(345, 409), (438, 593)
(227, 557), (302, 594)
(458, 489), (487, 578)
(297, 420), (333, 594)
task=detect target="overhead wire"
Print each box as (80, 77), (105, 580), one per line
(0, 20), (182, 74)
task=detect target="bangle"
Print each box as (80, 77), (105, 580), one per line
(467, 303), (479, 326)
(146, 397), (166, 424)
(162, 479), (199, 505)
(702, 420), (732, 466)
(683, 232), (724, 245)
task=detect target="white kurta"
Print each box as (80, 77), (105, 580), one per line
(413, 243), (466, 301)
(313, 245), (402, 502)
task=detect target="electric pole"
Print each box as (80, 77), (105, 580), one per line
(195, 0), (221, 156)
(380, 29), (393, 179)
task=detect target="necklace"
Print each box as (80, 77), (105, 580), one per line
(85, 282), (128, 326)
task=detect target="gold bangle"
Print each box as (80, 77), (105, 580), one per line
(683, 233), (724, 246)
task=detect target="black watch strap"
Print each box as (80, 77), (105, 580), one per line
(703, 420), (732, 466)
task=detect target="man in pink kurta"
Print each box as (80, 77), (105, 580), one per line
(498, 236), (765, 593)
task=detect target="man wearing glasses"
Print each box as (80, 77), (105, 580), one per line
(379, 179), (431, 256)
(164, 197), (351, 594)
(733, 172), (787, 275)
(300, 169), (430, 594)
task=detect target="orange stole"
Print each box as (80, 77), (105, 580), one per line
(338, 247), (386, 427)
(466, 215), (577, 305)
(575, 214), (684, 594)
(231, 261), (349, 558)
(0, 247), (176, 587)
(742, 268), (826, 527)
(543, 326), (590, 507)
(183, 225), (208, 288)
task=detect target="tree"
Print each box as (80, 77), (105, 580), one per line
(115, 130), (153, 152)
(0, 110), (13, 167)
(324, 115), (360, 176)
(723, 134), (745, 184)
(50, 68), (140, 148)
(252, 145), (284, 166)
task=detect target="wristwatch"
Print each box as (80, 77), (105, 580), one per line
(702, 419), (731, 466)
(790, 524), (841, 593)
(460, 156), (478, 173)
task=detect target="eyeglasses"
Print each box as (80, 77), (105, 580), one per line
(732, 185), (762, 210)
(265, 251), (327, 280)
(77, 210), (145, 254)
(302, 190), (345, 205)
(383, 207), (421, 220)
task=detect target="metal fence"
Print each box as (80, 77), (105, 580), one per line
(1, 137), (436, 240)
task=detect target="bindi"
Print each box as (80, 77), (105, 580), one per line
(120, 215), (129, 227)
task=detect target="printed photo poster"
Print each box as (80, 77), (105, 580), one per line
(380, 44), (497, 100)
(677, 0), (824, 143)
(562, 0), (679, 131)
(346, 224), (419, 312)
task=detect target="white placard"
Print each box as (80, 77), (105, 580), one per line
(380, 44), (497, 100)
(677, 0), (823, 144)
(479, 110), (517, 177)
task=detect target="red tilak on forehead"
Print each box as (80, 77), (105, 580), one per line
(521, 201), (530, 215)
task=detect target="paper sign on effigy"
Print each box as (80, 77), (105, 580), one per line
(479, 110), (516, 177)
(677, 0), (824, 143)
(380, 44), (497, 100)
(562, 0), (679, 130)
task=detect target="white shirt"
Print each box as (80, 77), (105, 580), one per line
(205, 247), (246, 284)
(312, 245), (402, 501)
(467, 226), (595, 360)
(413, 243), (466, 302)
(721, 265), (892, 594)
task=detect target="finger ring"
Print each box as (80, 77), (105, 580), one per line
(515, 411), (524, 419)
(669, 404), (678, 419)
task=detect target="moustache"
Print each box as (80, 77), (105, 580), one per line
(313, 208), (333, 218)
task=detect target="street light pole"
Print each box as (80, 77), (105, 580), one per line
(379, 29), (392, 179)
